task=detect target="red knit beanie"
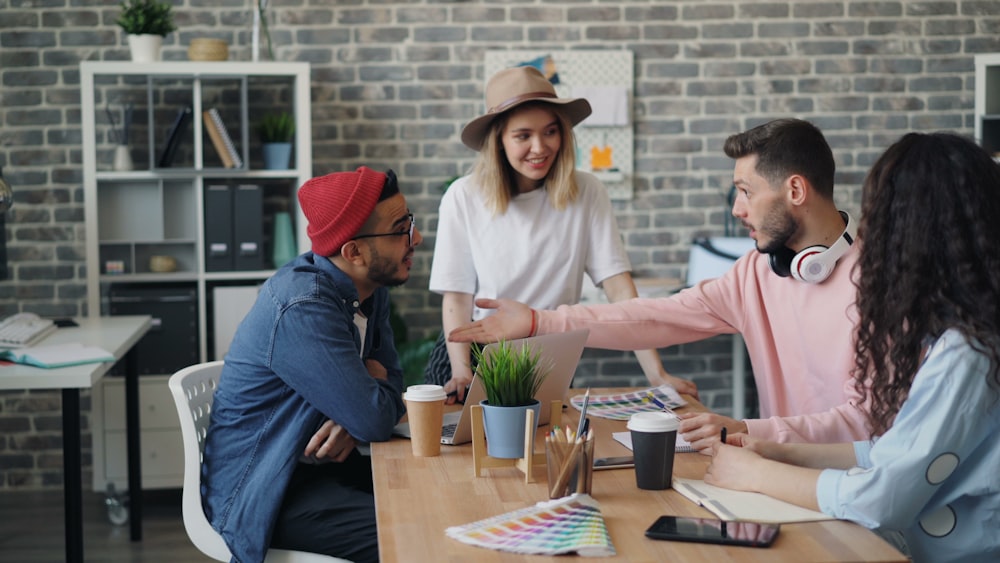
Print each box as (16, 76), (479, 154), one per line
(297, 166), (386, 257)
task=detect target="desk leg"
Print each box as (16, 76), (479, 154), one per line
(62, 388), (84, 563)
(125, 348), (143, 541)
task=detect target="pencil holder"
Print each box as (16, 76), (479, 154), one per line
(545, 435), (595, 499)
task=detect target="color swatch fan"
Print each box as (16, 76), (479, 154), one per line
(445, 494), (615, 557)
(571, 385), (686, 420)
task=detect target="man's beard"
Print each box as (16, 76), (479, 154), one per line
(755, 201), (798, 255)
(366, 247), (409, 288)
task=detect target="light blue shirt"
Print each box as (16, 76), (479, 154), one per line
(817, 329), (1000, 562)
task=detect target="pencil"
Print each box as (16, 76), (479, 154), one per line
(550, 437), (584, 498)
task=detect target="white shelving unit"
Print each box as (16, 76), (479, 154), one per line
(80, 61), (312, 493)
(975, 53), (1000, 158)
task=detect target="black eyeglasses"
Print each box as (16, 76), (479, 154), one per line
(354, 213), (415, 247)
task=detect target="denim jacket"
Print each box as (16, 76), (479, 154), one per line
(202, 252), (406, 563)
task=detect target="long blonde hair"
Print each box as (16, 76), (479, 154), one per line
(472, 102), (580, 215)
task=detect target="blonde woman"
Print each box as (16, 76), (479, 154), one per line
(425, 66), (696, 403)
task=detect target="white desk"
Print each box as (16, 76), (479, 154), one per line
(0, 315), (151, 563)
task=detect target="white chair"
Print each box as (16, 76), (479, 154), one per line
(168, 361), (350, 563)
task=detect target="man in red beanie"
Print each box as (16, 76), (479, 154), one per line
(202, 166), (421, 563)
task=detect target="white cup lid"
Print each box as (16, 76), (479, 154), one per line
(627, 411), (680, 432)
(404, 384), (447, 402)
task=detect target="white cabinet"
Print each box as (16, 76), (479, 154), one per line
(975, 54), (1000, 157)
(80, 62), (312, 491)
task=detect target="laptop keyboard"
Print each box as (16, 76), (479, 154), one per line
(441, 422), (458, 439)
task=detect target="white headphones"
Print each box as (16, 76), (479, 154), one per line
(768, 211), (857, 284)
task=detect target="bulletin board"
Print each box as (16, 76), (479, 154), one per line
(484, 50), (635, 200)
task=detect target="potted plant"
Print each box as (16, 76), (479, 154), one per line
(258, 112), (295, 170)
(116, 0), (176, 63)
(472, 340), (551, 459)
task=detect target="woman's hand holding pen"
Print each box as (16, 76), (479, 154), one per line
(447, 298), (533, 343)
(676, 412), (748, 454)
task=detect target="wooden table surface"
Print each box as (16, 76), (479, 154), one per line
(371, 389), (907, 562)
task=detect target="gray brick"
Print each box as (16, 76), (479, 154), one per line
(682, 5), (735, 20)
(794, 3), (846, 18)
(527, 26), (582, 42)
(740, 41), (790, 57)
(587, 25), (641, 41)
(469, 26), (523, 42)
(759, 22), (811, 38)
(568, 7), (621, 22)
(907, 2), (959, 16)
(624, 6), (678, 21)
(683, 43), (737, 59)
(643, 24), (698, 40)
(927, 19), (977, 35)
(964, 1), (1000, 15)
(702, 23), (753, 40)
(850, 2), (904, 17)
(797, 40), (851, 56)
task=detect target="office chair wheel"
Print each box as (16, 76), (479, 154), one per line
(104, 483), (130, 526)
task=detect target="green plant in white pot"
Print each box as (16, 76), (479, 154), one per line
(116, 0), (176, 63)
(473, 340), (551, 459)
(258, 112), (295, 170)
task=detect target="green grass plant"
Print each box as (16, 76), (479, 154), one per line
(472, 340), (550, 407)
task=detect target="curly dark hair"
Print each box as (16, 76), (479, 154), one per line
(854, 132), (1000, 437)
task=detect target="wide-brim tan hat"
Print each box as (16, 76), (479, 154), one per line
(461, 66), (592, 151)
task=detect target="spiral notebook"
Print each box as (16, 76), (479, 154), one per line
(203, 108), (243, 168)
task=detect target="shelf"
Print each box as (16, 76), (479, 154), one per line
(82, 62), (313, 493)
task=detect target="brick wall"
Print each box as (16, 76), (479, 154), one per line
(1, 0), (998, 489)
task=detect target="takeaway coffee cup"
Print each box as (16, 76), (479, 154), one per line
(403, 384), (447, 457)
(627, 411), (680, 490)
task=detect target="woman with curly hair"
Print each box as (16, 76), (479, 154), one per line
(704, 131), (1000, 562)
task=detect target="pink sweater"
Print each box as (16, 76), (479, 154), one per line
(538, 246), (870, 443)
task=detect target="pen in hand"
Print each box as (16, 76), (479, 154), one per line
(720, 427), (727, 445)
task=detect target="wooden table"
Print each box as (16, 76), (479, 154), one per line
(0, 315), (151, 563)
(371, 389), (907, 562)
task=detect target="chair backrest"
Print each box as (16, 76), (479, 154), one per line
(168, 361), (231, 562)
(168, 361), (352, 563)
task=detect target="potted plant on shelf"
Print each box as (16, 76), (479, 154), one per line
(116, 0), (176, 63)
(258, 112), (295, 170)
(473, 340), (551, 459)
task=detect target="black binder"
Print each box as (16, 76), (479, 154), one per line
(204, 185), (234, 271)
(232, 184), (263, 270)
(158, 106), (192, 168)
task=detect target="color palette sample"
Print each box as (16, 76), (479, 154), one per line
(445, 494), (615, 557)
(570, 385), (686, 420)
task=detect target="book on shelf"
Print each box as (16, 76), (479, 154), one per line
(157, 106), (192, 167)
(203, 108), (243, 169)
(673, 477), (835, 524)
(0, 342), (115, 369)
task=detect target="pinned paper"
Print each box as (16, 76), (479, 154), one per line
(574, 86), (630, 126)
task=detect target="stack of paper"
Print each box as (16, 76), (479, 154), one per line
(445, 494), (615, 557)
(0, 342), (115, 369)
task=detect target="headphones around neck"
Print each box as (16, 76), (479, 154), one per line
(768, 211), (857, 284)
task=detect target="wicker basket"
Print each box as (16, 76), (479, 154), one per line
(188, 38), (228, 62)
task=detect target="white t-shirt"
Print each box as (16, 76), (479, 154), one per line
(429, 171), (631, 320)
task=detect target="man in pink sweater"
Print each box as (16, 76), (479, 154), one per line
(450, 119), (868, 452)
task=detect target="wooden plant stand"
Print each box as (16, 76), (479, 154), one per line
(471, 399), (562, 484)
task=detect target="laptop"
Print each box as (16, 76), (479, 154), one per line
(394, 329), (589, 446)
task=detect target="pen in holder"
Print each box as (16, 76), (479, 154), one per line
(546, 428), (595, 499)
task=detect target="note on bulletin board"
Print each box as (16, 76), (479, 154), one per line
(484, 50), (635, 200)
